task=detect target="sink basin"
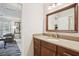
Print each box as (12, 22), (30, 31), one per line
(44, 36), (60, 41)
(37, 35), (60, 41)
(47, 38), (60, 41)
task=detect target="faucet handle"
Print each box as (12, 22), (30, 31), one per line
(56, 34), (58, 38)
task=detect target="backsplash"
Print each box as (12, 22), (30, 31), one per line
(43, 32), (79, 42)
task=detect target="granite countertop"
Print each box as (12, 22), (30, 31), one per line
(33, 34), (79, 53)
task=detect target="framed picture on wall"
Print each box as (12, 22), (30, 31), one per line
(14, 22), (21, 39)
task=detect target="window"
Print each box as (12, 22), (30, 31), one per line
(48, 3), (63, 10)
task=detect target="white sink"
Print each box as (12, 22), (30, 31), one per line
(47, 38), (60, 41)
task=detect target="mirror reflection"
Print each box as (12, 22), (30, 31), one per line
(48, 8), (74, 30)
(46, 3), (78, 32)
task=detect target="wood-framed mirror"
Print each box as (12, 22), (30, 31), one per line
(46, 3), (78, 33)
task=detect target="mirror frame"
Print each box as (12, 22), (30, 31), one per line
(46, 3), (78, 33)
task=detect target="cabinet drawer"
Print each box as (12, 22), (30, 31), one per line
(41, 40), (56, 52)
(57, 46), (79, 56)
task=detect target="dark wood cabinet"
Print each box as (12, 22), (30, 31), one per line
(57, 46), (79, 56)
(33, 37), (79, 56)
(33, 37), (41, 56)
(34, 46), (40, 56)
(41, 46), (56, 56)
(41, 40), (56, 56)
(41, 46), (51, 56)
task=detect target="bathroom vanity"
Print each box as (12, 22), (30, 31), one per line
(33, 34), (79, 56)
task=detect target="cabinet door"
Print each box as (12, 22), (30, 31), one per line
(41, 46), (50, 56)
(41, 46), (56, 56)
(57, 46), (79, 56)
(34, 46), (40, 56)
(49, 50), (56, 56)
(33, 38), (41, 56)
(41, 40), (56, 56)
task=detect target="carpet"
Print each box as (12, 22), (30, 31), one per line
(0, 42), (21, 56)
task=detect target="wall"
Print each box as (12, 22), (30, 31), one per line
(43, 3), (79, 33)
(21, 3), (43, 56)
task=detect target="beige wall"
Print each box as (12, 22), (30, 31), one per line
(21, 3), (43, 56)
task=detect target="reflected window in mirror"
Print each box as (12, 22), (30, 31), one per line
(48, 3), (64, 10)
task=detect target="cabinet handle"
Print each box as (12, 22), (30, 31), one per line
(63, 53), (71, 56)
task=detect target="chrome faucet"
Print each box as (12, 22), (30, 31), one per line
(55, 33), (58, 38)
(54, 24), (58, 38)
